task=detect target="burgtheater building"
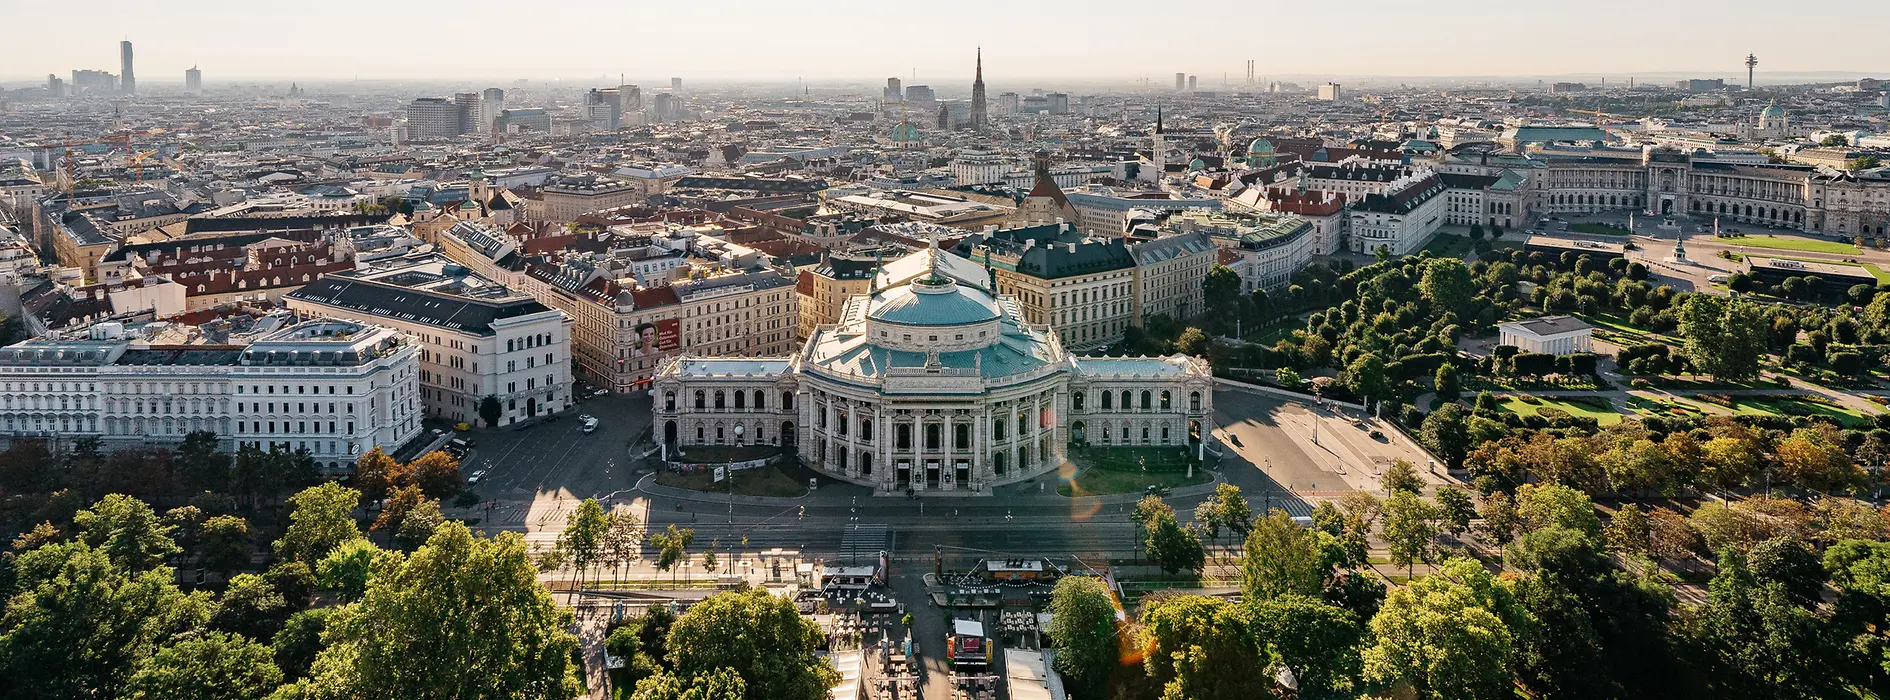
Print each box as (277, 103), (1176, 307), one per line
(652, 246), (1215, 495)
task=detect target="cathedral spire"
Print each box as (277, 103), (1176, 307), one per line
(970, 46), (988, 131)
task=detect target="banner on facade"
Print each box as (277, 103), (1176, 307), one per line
(655, 318), (681, 351)
(667, 457), (770, 473)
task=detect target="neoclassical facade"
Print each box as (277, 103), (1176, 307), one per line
(653, 249), (1215, 495)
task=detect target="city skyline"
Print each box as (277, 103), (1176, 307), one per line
(2, 0), (1886, 84)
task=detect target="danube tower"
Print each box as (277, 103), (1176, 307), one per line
(970, 47), (988, 131)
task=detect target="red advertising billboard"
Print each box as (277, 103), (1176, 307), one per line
(655, 318), (681, 351)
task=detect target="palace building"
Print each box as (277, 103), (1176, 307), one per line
(652, 246), (1214, 495)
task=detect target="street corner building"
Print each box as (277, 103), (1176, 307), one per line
(652, 247), (1215, 495)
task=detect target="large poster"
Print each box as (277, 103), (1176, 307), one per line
(655, 318), (681, 351)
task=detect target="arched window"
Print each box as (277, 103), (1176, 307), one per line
(861, 418), (874, 442)
(859, 453), (873, 476)
(1160, 391), (1171, 411)
(1017, 411), (1028, 435)
(1119, 391), (1131, 411)
(694, 391), (705, 410)
(713, 391), (725, 410)
(993, 418), (1005, 441)
(734, 391), (745, 409)
(781, 391), (794, 410)
(754, 390), (765, 410)
(1140, 391), (1152, 411)
(1101, 392), (1113, 410)
(1189, 392), (1201, 412)
(1073, 392), (1084, 411)
(665, 392), (676, 411)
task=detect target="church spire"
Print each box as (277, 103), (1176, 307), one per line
(1156, 104), (1164, 135)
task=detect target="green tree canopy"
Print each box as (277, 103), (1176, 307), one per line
(1363, 558), (1516, 700)
(74, 493), (182, 571)
(1048, 576), (1122, 698)
(1241, 509), (1328, 600)
(663, 588), (841, 700)
(282, 522), (580, 700)
(273, 482), (362, 566)
(125, 630), (284, 700)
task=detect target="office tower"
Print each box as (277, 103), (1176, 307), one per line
(618, 83), (641, 116)
(653, 92), (678, 122)
(1317, 82), (1343, 101)
(1246, 60), (1255, 86)
(120, 40), (136, 95)
(480, 88), (505, 133)
(970, 48), (988, 131)
(905, 84), (935, 102)
(1046, 92), (1069, 115)
(670, 77), (682, 92)
(453, 92), (479, 134)
(585, 89), (621, 129)
(406, 97), (462, 141)
(185, 66), (202, 94)
(997, 92), (1019, 115)
(46, 75), (66, 97)
(1175, 72), (1186, 91)
(1188, 75), (1197, 91)
(884, 77), (902, 102)
(71, 70), (117, 94)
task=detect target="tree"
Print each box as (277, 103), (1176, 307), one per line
(317, 537), (399, 602)
(557, 498), (610, 601)
(394, 451), (463, 498)
(1515, 483), (1600, 536)
(663, 588), (842, 700)
(1203, 265), (1243, 329)
(394, 497), (445, 550)
(173, 430), (233, 495)
(1678, 295), (1765, 381)
(1048, 576), (1120, 697)
(273, 482), (362, 565)
(1775, 427), (1859, 492)
(197, 515), (251, 578)
(0, 541), (210, 700)
(1419, 258), (1475, 318)
(1380, 458), (1425, 495)
(1381, 491), (1440, 576)
(209, 574), (286, 644)
(1343, 353), (1390, 405)
(632, 668), (746, 700)
(651, 525), (696, 584)
(272, 608), (332, 681)
(1679, 549), (1846, 699)
(352, 447), (399, 500)
(1478, 491), (1522, 554)
(1851, 155), (1882, 170)
(74, 493), (181, 572)
(1822, 134), (1851, 147)
(1434, 488), (1476, 539)
(1193, 483), (1253, 560)
(282, 523), (580, 700)
(1605, 504), (1653, 555)
(602, 509), (645, 586)
(1139, 595), (1270, 700)
(1274, 366), (1302, 387)
(1433, 363), (1462, 402)
(125, 631), (283, 700)
(370, 484), (426, 534)
(1250, 594), (1366, 699)
(1748, 537), (1825, 607)
(1362, 558), (1515, 700)
(478, 395), (503, 427)
(1145, 510), (1207, 575)
(1241, 509), (1329, 600)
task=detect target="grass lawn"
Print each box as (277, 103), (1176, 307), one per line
(1423, 234), (1474, 257)
(1676, 395), (1874, 427)
(1060, 446), (1209, 497)
(1570, 222), (1631, 236)
(1497, 396), (1624, 425)
(1624, 396), (1712, 419)
(656, 463), (806, 497)
(1720, 234), (1860, 255)
(1863, 264), (1890, 284)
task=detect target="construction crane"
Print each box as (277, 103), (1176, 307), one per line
(128, 150), (158, 183)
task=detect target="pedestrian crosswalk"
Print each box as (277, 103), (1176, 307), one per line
(840, 523), (888, 565)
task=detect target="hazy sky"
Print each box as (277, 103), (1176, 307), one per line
(2, 0), (1884, 84)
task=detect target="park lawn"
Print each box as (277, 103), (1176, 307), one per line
(1674, 395), (1874, 427)
(1624, 395), (1712, 419)
(1570, 223), (1631, 236)
(655, 464), (806, 497)
(1864, 264), (1890, 284)
(1497, 396), (1625, 426)
(1723, 234), (1860, 255)
(1423, 233), (1474, 257)
(1061, 446), (1209, 497)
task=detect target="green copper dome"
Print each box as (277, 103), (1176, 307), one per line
(1247, 138), (1275, 155)
(866, 276), (1000, 327)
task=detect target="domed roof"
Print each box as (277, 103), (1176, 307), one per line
(1188, 158), (1207, 171)
(1247, 137), (1276, 155)
(867, 274), (1000, 327)
(1761, 100), (1786, 117)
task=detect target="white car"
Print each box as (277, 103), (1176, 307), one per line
(581, 417), (599, 434)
